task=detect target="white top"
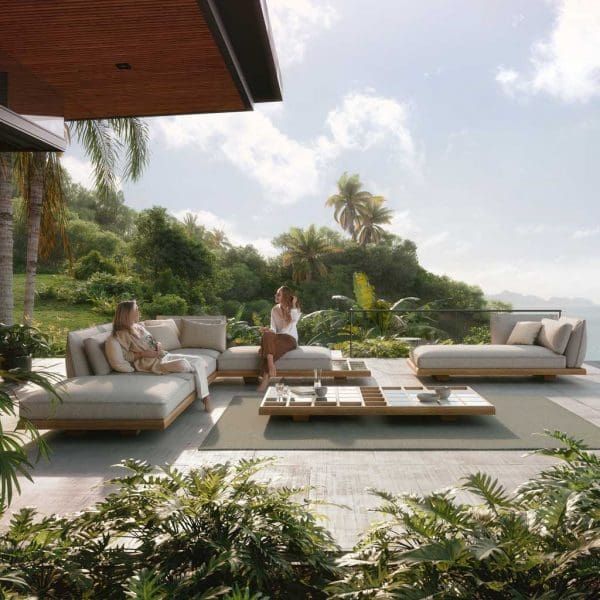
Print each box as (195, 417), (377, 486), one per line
(270, 306), (301, 342)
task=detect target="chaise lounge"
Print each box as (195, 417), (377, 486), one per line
(408, 313), (587, 380)
(19, 316), (370, 432)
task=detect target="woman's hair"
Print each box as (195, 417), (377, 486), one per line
(112, 300), (137, 336)
(277, 286), (298, 324)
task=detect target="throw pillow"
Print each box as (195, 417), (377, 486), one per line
(506, 321), (543, 345)
(537, 318), (573, 355)
(180, 318), (227, 352)
(83, 332), (113, 375)
(144, 319), (181, 351)
(104, 336), (135, 373)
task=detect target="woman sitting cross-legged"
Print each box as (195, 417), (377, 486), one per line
(257, 286), (301, 392)
(105, 300), (211, 412)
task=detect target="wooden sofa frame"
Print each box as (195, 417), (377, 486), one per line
(407, 358), (586, 381)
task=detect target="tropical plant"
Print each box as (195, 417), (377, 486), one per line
(333, 337), (410, 358)
(226, 306), (262, 346)
(329, 430), (600, 599)
(274, 225), (337, 283)
(325, 172), (373, 240)
(0, 324), (51, 368)
(73, 249), (117, 280)
(0, 368), (61, 508)
(0, 459), (339, 598)
(142, 293), (188, 319)
(354, 196), (393, 246)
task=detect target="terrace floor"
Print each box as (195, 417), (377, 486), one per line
(4, 358), (600, 550)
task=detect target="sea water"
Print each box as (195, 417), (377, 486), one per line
(563, 307), (600, 361)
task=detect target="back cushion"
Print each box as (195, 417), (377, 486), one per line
(180, 319), (226, 352)
(537, 318), (573, 355)
(490, 313), (558, 345)
(144, 319), (181, 351)
(83, 332), (113, 375)
(559, 317), (587, 367)
(506, 321), (543, 345)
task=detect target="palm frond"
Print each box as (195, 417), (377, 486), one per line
(108, 117), (150, 181)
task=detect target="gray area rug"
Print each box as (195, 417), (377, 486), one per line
(200, 395), (600, 450)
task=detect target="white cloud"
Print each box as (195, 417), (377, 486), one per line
(171, 208), (278, 257)
(61, 156), (94, 189)
(266, 0), (338, 67)
(497, 0), (600, 102)
(572, 226), (600, 239)
(388, 210), (422, 239)
(420, 231), (449, 249)
(155, 91), (420, 205)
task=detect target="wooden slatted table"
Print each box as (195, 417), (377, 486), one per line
(259, 385), (495, 421)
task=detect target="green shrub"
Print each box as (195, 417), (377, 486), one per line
(85, 272), (143, 300)
(0, 459), (338, 598)
(329, 430), (600, 599)
(73, 250), (117, 280)
(334, 337), (410, 358)
(142, 293), (188, 319)
(462, 323), (491, 344)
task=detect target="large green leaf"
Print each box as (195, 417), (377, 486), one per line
(353, 272), (376, 310)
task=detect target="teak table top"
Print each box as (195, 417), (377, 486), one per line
(258, 385), (495, 421)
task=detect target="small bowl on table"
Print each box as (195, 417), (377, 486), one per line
(434, 386), (451, 400)
(315, 386), (328, 399)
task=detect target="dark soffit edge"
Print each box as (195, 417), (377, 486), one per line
(204, 0), (283, 103)
(0, 106), (66, 151)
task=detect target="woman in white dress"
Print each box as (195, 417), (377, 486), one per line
(257, 286), (301, 392)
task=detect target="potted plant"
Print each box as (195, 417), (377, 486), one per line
(0, 323), (51, 370)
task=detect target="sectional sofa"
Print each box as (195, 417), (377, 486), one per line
(19, 316), (370, 432)
(409, 313), (587, 380)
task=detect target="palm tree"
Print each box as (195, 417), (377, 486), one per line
(16, 118), (149, 324)
(0, 153), (15, 325)
(207, 228), (231, 250)
(355, 196), (393, 246)
(276, 225), (336, 282)
(325, 172), (372, 240)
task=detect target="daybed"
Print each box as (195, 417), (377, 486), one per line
(19, 316), (370, 432)
(408, 313), (587, 380)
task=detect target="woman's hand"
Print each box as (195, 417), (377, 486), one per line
(156, 341), (163, 352)
(260, 326), (271, 334)
(292, 296), (298, 308)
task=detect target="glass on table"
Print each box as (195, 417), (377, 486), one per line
(275, 382), (285, 401)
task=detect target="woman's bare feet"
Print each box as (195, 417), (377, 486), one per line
(202, 395), (212, 412)
(257, 374), (269, 393)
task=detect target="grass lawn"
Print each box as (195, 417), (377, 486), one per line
(13, 273), (105, 356)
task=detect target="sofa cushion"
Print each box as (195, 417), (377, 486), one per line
(66, 323), (113, 377)
(19, 374), (195, 421)
(105, 336), (135, 373)
(144, 319), (181, 351)
(537, 318), (572, 355)
(490, 313), (558, 345)
(506, 321), (543, 345)
(217, 346), (332, 371)
(411, 344), (566, 369)
(180, 319), (227, 352)
(83, 332), (112, 375)
(559, 317), (587, 368)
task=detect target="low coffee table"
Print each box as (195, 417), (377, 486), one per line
(259, 385), (495, 421)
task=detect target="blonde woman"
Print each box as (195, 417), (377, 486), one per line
(257, 286), (301, 392)
(105, 300), (211, 412)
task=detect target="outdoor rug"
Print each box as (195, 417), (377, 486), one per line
(200, 395), (600, 451)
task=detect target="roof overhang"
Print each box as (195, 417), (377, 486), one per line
(0, 0), (281, 150)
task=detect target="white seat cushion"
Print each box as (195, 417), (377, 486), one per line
(19, 374), (195, 421)
(411, 344), (566, 369)
(218, 346), (332, 371)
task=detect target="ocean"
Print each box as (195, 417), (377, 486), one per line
(563, 307), (600, 361)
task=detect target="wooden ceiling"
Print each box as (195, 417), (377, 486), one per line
(0, 0), (280, 120)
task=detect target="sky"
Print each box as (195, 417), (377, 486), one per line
(63, 0), (600, 303)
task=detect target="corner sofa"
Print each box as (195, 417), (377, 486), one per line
(19, 316), (370, 432)
(408, 313), (587, 380)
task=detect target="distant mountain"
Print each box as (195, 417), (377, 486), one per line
(486, 291), (598, 309)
